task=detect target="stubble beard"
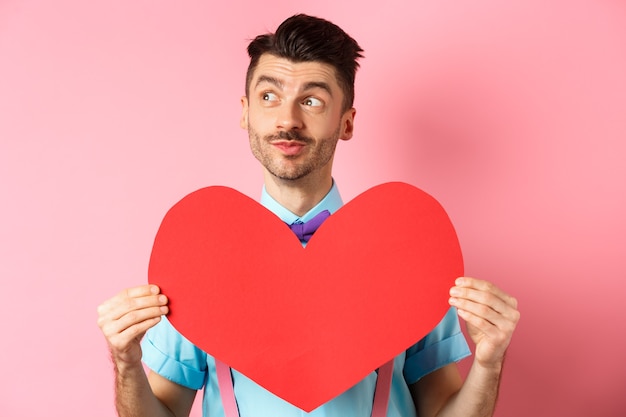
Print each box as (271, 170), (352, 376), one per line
(248, 125), (341, 181)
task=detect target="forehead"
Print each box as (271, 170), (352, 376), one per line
(250, 54), (341, 91)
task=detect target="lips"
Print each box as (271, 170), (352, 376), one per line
(272, 141), (306, 156)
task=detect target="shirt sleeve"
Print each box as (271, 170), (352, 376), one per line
(403, 307), (471, 385)
(141, 316), (208, 390)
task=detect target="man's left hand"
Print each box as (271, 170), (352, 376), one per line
(449, 277), (520, 369)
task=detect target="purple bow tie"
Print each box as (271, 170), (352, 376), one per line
(288, 210), (331, 242)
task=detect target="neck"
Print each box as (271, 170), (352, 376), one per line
(263, 172), (333, 217)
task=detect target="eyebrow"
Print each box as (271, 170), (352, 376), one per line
(303, 81), (333, 97)
(254, 75), (333, 97)
(255, 75), (283, 90)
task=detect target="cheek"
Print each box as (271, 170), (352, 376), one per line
(323, 114), (344, 136)
(247, 108), (272, 130)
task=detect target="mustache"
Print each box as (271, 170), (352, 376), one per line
(266, 130), (312, 142)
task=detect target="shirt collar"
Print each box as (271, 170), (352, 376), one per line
(260, 180), (344, 225)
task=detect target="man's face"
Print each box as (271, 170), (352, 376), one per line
(240, 54), (355, 182)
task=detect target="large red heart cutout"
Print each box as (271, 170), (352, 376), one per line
(148, 182), (463, 412)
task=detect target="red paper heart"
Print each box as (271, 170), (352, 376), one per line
(148, 182), (463, 412)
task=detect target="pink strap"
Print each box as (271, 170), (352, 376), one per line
(371, 359), (394, 417)
(215, 358), (394, 417)
(215, 359), (240, 417)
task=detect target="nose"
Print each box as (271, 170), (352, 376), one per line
(276, 102), (303, 131)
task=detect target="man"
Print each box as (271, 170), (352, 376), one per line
(97, 14), (519, 417)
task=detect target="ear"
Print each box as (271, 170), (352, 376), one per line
(240, 96), (249, 130)
(339, 108), (356, 141)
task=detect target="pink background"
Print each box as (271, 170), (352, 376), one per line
(1, 1), (624, 416)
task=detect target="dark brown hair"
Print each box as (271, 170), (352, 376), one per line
(245, 14), (364, 111)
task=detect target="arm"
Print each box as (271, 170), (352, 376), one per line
(97, 285), (197, 417)
(411, 277), (520, 417)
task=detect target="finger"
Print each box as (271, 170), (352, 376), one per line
(98, 286), (167, 321)
(456, 307), (514, 347)
(97, 285), (157, 314)
(107, 316), (163, 351)
(449, 287), (515, 323)
(100, 304), (169, 339)
(98, 295), (168, 330)
(450, 295), (519, 333)
(124, 284), (162, 297)
(453, 277), (518, 310)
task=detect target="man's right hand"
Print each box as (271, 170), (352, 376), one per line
(97, 284), (169, 366)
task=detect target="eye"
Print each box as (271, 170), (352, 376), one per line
(262, 92), (278, 102)
(303, 97), (323, 107)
